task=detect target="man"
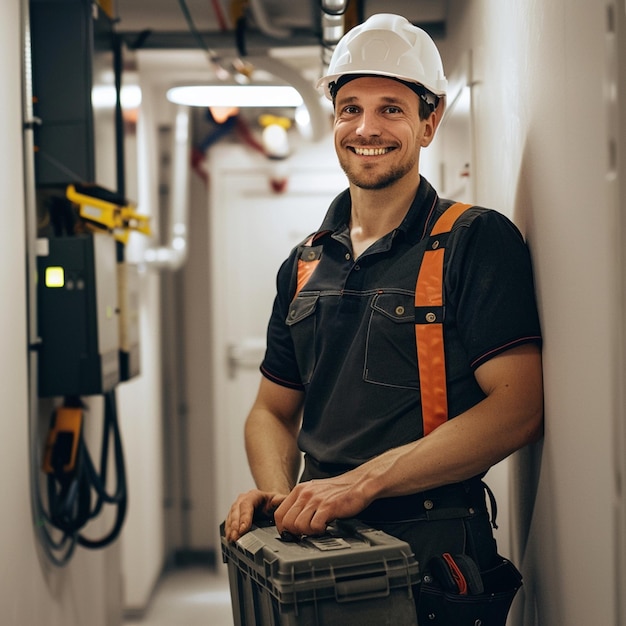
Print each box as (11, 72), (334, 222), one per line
(225, 12), (542, 594)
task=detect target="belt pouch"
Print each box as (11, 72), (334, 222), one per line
(418, 555), (523, 625)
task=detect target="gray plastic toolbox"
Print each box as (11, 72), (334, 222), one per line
(221, 519), (419, 625)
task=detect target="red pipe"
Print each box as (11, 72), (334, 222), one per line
(210, 0), (229, 31)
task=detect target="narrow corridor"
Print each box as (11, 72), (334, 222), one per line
(123, 567), (234, 626)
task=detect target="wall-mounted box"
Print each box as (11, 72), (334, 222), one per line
(37, 233), (120, 397)
(30, 0), (117, 188)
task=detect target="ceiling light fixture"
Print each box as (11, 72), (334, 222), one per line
(166, 85), (303, 108)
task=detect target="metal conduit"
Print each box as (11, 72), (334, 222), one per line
(142, 106), (190, 270)
(321, 0), (349, 66)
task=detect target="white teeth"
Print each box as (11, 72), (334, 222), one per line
(354, 147), (390, 156)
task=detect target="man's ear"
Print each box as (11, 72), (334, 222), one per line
(421, 99), (446, 147)
(420, 111), (438, 147)
(433, 98), (446, 127)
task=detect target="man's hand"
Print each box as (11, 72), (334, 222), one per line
(225, 489), (287, 542)
(273, 473), (372, 537)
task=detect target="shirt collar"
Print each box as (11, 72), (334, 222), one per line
(313, 177), (440, 245)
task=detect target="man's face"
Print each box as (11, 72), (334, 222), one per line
(333, 76), (435, 190)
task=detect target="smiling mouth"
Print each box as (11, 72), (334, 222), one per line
(351, 146), (394, 156)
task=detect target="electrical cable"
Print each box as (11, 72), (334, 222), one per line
(41, 389), (128, 556)
(176, 0), (231, 80)
(78, 390), (127, 549)
(210, 0), (230, 31)
(235, 10), (247, 57)
(176, 0), (210, 51)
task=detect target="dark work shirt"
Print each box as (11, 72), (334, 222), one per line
(260, 178), (542, 467)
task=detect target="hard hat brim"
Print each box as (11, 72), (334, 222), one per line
(317, 70), (447, 101)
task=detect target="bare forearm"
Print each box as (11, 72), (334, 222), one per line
(224, 378), (304, 541)
(351, 346), (544, 501)
(245, 407), (302, 494)
(354, 398), (541, 501)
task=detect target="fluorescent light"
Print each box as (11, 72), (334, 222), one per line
(122, 85), (142, 109)
(166, 85), (303, 108)
(91, 85), (142, 109)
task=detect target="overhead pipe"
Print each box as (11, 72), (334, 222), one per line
(247, 0), (291, 39)
(321, 12), (344, 65)
(320, 0), (349, 67)
(143, 105), (190, 270)
(247, 0), (349, 51)
(321, 0), (350, 13)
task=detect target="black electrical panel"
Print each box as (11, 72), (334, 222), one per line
(30, 0), (117, 188)
(37, 233), (120, 397)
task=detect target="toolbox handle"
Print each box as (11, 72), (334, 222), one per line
(335, 573), (390, 602)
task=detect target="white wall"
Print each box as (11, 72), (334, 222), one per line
(118, 68), (167, 612)
(1, 0), (36, 620)
(117, 264), (165, 613)
(181, 164), (216, 550)
(0, 1), (166, 623)
(441, 2), (621, 624)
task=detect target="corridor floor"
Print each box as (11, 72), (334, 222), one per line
(123, 566), (234, 626)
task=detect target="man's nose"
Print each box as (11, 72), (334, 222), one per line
(356, 110), (382, 137)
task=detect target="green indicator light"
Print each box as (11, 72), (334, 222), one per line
(45, 266), (65, 288)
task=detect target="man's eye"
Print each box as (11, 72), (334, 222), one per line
(342, 106), (359, 114)
(384, 106), (402, 114)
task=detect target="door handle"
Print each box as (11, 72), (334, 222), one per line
(226, 339), (266, 379)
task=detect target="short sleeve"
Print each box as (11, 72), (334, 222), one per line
(445, 209), (542, 369)
(259, 254), (305, 390)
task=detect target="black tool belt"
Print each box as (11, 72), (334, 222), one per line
(301, 454), (493, 524)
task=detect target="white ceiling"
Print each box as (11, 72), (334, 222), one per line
(114, 0), (447, 50)
(116, 0), (314, 35)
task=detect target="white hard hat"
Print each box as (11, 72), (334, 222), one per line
(317, 13), (447, 101)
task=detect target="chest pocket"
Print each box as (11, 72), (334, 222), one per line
(364, 292), (419, 389)
(286, 293), (319, 385)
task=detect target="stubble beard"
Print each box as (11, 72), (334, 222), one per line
(338, 152), (417, 190)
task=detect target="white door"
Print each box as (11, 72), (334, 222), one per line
(209, 145), (346, 546)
